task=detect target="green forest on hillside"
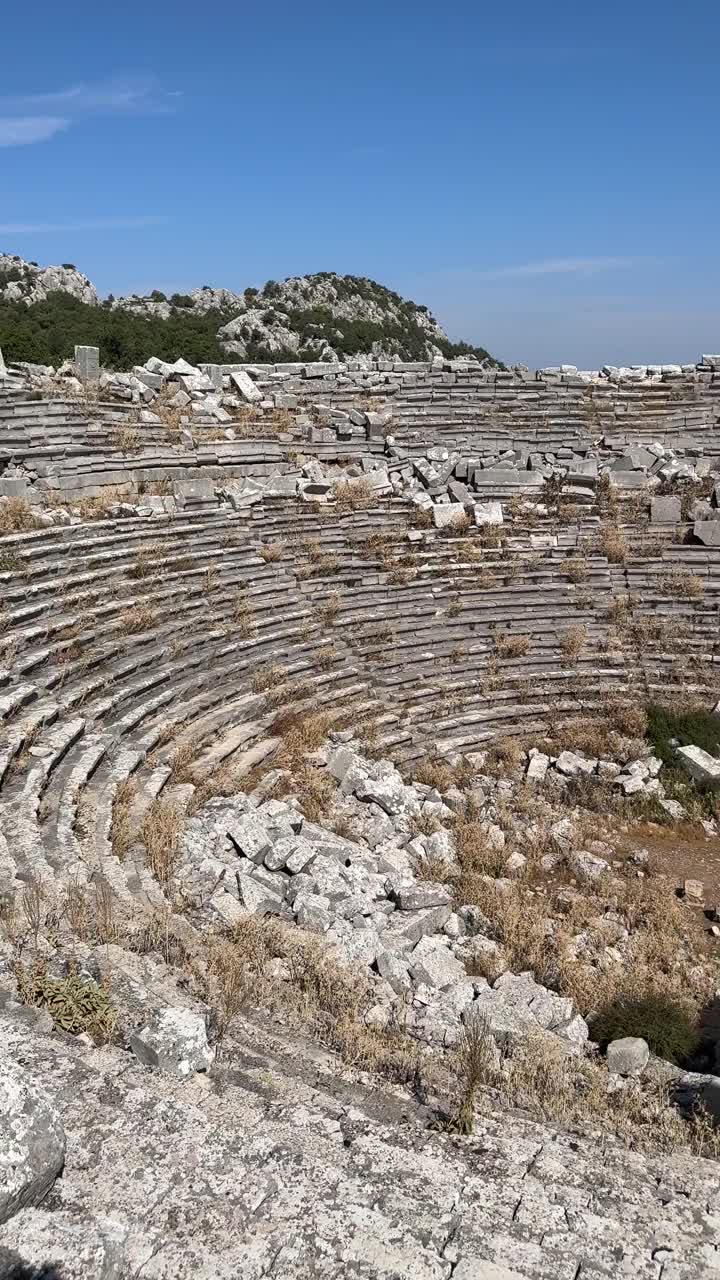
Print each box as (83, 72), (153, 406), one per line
(0, 288), (497, 370)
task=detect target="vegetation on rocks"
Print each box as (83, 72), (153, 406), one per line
(591, 995), (700, 1065)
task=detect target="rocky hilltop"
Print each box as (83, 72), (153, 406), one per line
(0, 254), (97, 307)
(0, 254), (496, 367)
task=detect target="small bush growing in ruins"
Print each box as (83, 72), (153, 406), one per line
(559, 625), (586, 660)
(646, 702), (720, 767)
(494, 633), (530, 659)
(335, 477), (373, 512)
(317, 592), (341, 627)
(252, 663), (286, 694)
(387, 566), (416, 585)
(659, 568), (704, 599)
(117, 604), (156, 635)
(591, 995), (699, 1066)
(112, 423), (142, 453)
(0, 545), (23, 572)
(141, 798), (181, 888)
(564, 556), (589, 584)
(0, 497), (42, 534)
(16, 958), (117, 1042)
(259, 541), (284, 563)
(597, 524), (628, 564)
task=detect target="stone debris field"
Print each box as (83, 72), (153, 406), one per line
(1, 343), (720, 1279)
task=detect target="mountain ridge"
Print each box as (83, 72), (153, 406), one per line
(0, 254), (499, 368)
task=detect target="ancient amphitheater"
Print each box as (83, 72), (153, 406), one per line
(2, 348), (720, 1279)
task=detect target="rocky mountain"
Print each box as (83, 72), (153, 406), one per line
(0, 254), (97, 307)
(0, 254), (497, 366)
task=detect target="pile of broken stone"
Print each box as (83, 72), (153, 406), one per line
(169, 737), (719, 1115)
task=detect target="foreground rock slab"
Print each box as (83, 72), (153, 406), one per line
(0, 1052), (66, 1225)
(4, 1011), (720, 1279)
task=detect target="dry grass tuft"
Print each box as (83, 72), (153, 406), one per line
(112, 423), (142, 453)
(559, 624), (586, 660)
(494, 633), (530, 659)
(259, 541), (284, 563)
(563, 555), (589, 583)
(252, 663), (286, 694)
(597, 524), (628, 564)
(335, 477), (373, 512)
(110, 778), (138, 859)
(232, 594), (255, 637)
(140, 798), (181, 888)
(117, 603), (156, 635)
(317, 592), (342, 627)
(204, 916), (419, 1080)
(126, 544), (163, 581)
(660, 568), (705, 599)
(0, 497), (42, 534)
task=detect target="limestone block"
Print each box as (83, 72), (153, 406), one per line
(230, 370), (262, 403)
(526, 751), (549, 783)
(677, 744), (720, 789)
(0, 1054), (66, 1225)
(410, 936), (467, 989)
(227, 813), (272, 863)
(473, 501), (503, 526)
(651, 495), (682, 523)
(394, 883), (452, 911)
(432, 502), (467, 530)
(607, 1036), (650, 1076)
(129, 1008), (215, 1077)
(694, 521), (720, 547)
(74, 345), (99, 382)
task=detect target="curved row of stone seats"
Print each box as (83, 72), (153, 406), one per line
(0, 512), (381, 901)
(283, 360), (720, 456)
(1, 501), (719, 910)
(0, 391), (302, 503)
(210, 500), (720, 761)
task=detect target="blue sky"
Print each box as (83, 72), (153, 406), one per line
(1, 0), (718, 367)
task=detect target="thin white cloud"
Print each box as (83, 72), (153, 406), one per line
(475, 257), (644, 280)
(0, 116), (69, 146)
(0, 77), (175, 147)
(0, 216), (168, 233)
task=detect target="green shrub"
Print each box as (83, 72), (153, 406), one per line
(646, 702), (720, 767)
(591, 995), (699, 1065)
(18, 961), (117, 1041)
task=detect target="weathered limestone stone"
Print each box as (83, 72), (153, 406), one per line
(683, 878), (705, 903)
(452, 1263), (527, 1280)
(555, 750), (596, 777)
(128, 1008), (215, 1077)
(74, 344), (99, 382)
(230, 370), (262, 403)
(227, 813), (272, 863)
(432, 502), (467, 530)
(651, 495), (682, 523)
(607, 1036), (650, 1075)
(526, 750), (549, 783)
(410, 936), (467, 989)
(394, 883), (452, 911)
(474, 501), (503, 526)
(0, 1054), (66, 1225)
(677, 744), (720, 789)
(694, 520), (720, 547)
